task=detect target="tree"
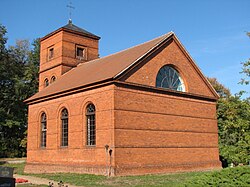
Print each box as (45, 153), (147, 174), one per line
(207, 77), (231, 98)
(0, 39), (29, 157)
(208, 77), (250, 165)
(25, 38), (40, 97)
(0, 23), (40, 157)
(217, 95), (250, 165)
(240, 59), (250, 85)
(0, 24), (10, 156)
(215, 32), (250, 165)
(0, 24), (7, 57)
(240, 32), (250, 86)
(20, 38), (40, 149)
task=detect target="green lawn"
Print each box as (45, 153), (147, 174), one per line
(2, 162), (26, 175)
(30, 172), (206, 187)
(2, 162), (250, 187)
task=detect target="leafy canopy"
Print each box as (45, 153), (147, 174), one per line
(208, 75), (250, 165)
(0, 23), (40, 158)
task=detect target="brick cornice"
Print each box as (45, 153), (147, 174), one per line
(39, 62), (77, 74)
(113, 81), (217, 102)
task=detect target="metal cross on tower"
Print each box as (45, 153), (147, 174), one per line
(67, 1), (75, 23)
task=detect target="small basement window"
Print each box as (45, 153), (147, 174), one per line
(76, 46), (86, 60)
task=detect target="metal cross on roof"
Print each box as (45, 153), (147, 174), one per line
(67, 1), (75, 23)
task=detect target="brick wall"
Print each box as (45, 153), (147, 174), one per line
(39, 30), (99, 91)
(25, 85), (115, 175)
(113, 86), (220, 175)
(62, 31), (99, 63)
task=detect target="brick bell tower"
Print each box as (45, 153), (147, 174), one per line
(39, 20), (100, 91)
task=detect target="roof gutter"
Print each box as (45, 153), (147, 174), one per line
(25, 79), (113, 105)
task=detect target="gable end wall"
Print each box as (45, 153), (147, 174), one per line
(124, 39), (215, 98)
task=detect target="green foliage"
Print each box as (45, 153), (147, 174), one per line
(240, 59), (250, 85)
(207, 77), (231, 98)
(215, 32), (250, 164)
(0, 23), (40, 158)
(0, 24), (7, 56)
(208, 77), (250, 165)
(240, 33), (250, 90)
(217, 96), (250, 165)
(184, 166), (250, 186)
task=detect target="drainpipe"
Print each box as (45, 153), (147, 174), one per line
(105, 145), (109, 176)
(109, 149), (113, 176)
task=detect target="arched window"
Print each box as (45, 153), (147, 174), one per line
(156, 65), (185, 92)
(86, 104), (96, 146)
(51, 76), (56, 83)
(61, 108), (68, 147)
(44, 78), (49, 87)
(41, 112), (47, 148)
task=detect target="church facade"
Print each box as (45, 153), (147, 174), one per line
(24, 21), (221, 176)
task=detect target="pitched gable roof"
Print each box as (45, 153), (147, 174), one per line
(26, 32), (173, 103)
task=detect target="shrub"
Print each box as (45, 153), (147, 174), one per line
(184, 166), (250, 186)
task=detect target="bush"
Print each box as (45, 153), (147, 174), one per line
(184, 166), (250, 186)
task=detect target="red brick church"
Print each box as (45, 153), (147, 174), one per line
(24, 21), (221, 176)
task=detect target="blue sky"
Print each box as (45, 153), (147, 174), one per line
(1, 0), (249, 96)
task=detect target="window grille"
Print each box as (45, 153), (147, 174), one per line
(86, 104), (96, 146)
(156, 66), (185, 92)
(41, 113), (47, 148)
(61, 108), (68, 147)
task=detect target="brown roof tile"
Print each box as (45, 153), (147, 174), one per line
(26, 32), (173, 103)
(41, 22), (100, 42)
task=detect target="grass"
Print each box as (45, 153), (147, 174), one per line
(29, 172), (206, 187)
(0, 162), (208, 186)
(1, 162), (45, 187)
(0, 157), (26, 161)
(2, 162), (250, 187)
(184, 166), (250, 186)
(1, 162), (26, 175)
